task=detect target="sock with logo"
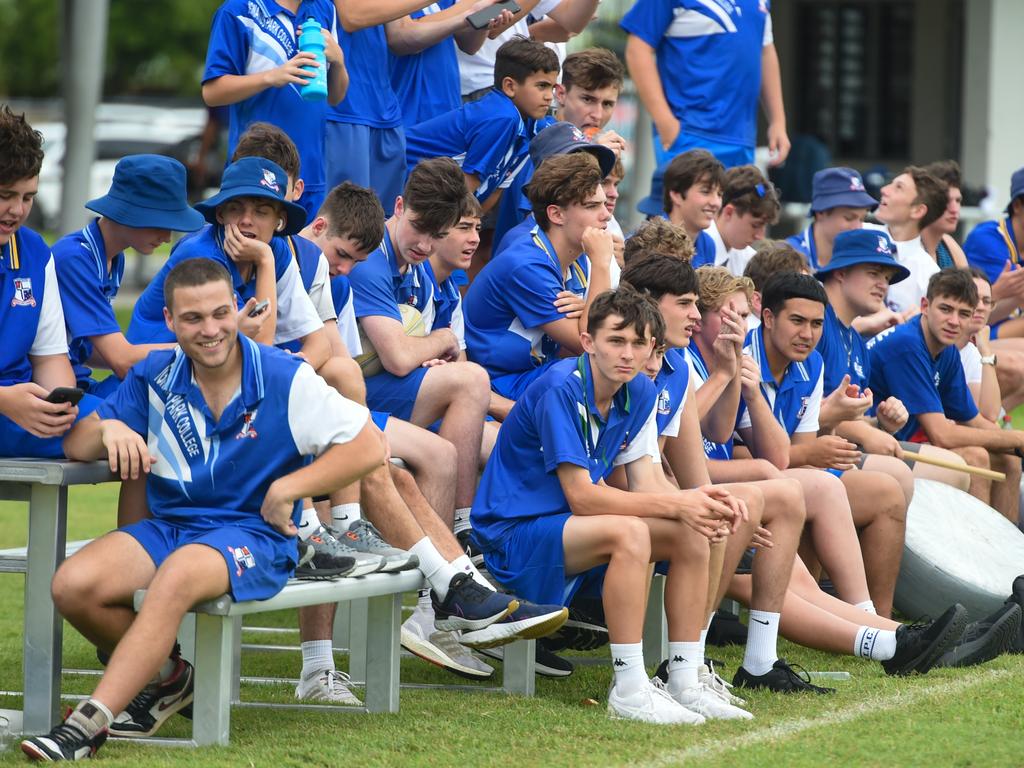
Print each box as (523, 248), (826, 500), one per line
(666, 641), (701, 695)
(410, 537), (461, 600)
(67, 699), (113, 738)
(742, 610), (781, 676)
(609, 642), (647, 697)
(853, 626), (898, 661)
(452, 554), (494, 590)
(331, 503), (361, 529)
(454, 507), (472, 535)
(856, 600), (878, 615)
(297, 507), (321, 541)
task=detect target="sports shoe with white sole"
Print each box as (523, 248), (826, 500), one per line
(432, 573), (518, 631)
(21, 702), (108, 761)
(401, 605), (494, 680)
(295, 525), (382, 579)
(295, 669), (362, 705)
(477, 640), (575, 678)
(700, 662), (746, 706)
(607, 681), (704, 725)
(654, 678), (753, 720)
(460, 600), (568, 649)
(108, 659), (194, 737)
(334, 520), (419, 573)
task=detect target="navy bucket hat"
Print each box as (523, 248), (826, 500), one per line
(195, 157), (307, 236)
(637, 165), (666, 217)
(529, 122), (617, 178)
(815, 229), (910, 284)
(810, 167), (878, 214)
(86, 154), (205, 232)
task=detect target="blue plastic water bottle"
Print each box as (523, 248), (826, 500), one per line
(298, 18), (328, 102)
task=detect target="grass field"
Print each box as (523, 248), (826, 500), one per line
(0, 484), (1022, 766)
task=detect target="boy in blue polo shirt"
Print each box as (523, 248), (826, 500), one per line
(21, 257), (386, 758)
(662, 150), (725, 267)
(707, 165), (780, 276)
(465, 153), (614, 404)
(621, 0), (789, 169)
(52, 155), (205, 398)
(202, 0), (348, 220)
(786, 167), (878, 272)
(474, 286), (756, 722)
(405, 36), (559, 212)
(0, 107), (101, 460)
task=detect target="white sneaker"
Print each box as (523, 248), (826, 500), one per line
(607, 680), (705, 725)
(295, 669), (362, 706)
(700, 662), (746, 706)
(667, 680), (754, 721)
(401, 605), (494, 680)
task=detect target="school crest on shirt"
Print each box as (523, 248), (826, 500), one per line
(259, 169), (280, 193)
(934, 371), (941, 388)
(796, 396), (810, 420)
(853, 359), (865, 379)
(657, 388), (672, 416)
(228, 545), (256, 577)
(11, 277), (36, 307)
(236, 409), (259, 440)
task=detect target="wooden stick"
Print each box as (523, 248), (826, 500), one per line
(902, 451), (1007, 482)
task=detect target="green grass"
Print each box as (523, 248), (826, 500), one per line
(0, 486), (1022, 766)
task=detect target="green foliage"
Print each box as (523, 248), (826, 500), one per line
(0, 0), (222, 98)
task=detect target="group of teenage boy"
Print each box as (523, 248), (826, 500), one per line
(5, 0), (1024, 760)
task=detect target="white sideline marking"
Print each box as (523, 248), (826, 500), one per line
(632, 668), (1012, 768)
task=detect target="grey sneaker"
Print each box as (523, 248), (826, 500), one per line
(332, 520), (419, 573)
(296, 525), (383, 579)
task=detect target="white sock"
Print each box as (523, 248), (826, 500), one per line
(417, 589), (432, 610)
(454, 507), (472, 535)
(742, 610), (781, 676)
(666, 641), (701, 695)
(853, 626), (898, 661)
(155, 656), (178, 684)
(331, 503), (361, 529)
(70, 699), (113, 736)
(609, 642), (648, 697)
(856, 600), (877, 615)
(452, 554), (493, 590)
(296, 507), (321, 541)
(410, 537), (461, 599)
(300, 639), (335, 679)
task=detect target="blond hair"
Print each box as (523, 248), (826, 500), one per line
(623, 218), (694, 265)
(696, 266), (755, 313)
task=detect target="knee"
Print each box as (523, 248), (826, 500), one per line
(51, 558), (96, 615)
(961, 445), (990, 469)
(453, 362), (491, 400)
(774, 478), (806, 526)
(320, 356), (367, 403)
(610, 517), (651, 563)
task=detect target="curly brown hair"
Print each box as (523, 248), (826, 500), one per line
(0, 106), (44, 185)
(623, 218), (693, 265)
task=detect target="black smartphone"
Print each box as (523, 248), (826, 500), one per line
(249, 298), (271, 317)
(45, 387), (84, 406)
(467, 0), (520, 30)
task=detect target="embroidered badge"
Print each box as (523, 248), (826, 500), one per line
(11, 277), (36, 307)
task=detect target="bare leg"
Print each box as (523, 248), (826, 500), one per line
(954, 445), (992, 504)
(908, 444), (970, 492)
(707, 458), (783, 482)
(989, 451), (1022, 524)
(388, 464), (463, 559)
(385, 418), (457, 529)
(116, 477), (149, 528)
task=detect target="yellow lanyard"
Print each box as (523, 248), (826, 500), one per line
(5, 232), (19, 270)
(531, 232), (588, 290)
(998, 218), (1021, 266)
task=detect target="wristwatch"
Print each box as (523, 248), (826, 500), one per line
(980, 354), (997, 366)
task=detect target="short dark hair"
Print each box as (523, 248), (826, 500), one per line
(587, 285), (665, 346)
(561, 48), (624, 93)
(926, 267), (978, 305)
(461, 192), (483, 219)
(317, 182), (385, 252)
(905, 166), (948, 230)
(761, 271), (828, 319)
(966, 265), (991, 286)
(0, 106), (44, 186)
(231, 122), (301, 179)
(493, 36), (559, 90)
(743, 241), (808, 291)
(622, 219), (693, 265)
(164, 258), (234, 312)
(526, 153), (602, 230)
(722, 165), (780, 223)
(621, 252), (699, 302)
(663, 149), (725, 214)
(924, 159), (962, 189)
(402, 158), (468, 237)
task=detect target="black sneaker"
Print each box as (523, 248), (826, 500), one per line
(933, 603), (1022, 668)
(478, 640), (576, 678)
(543, 604), (608, 652)
(881, 604), (968, 676)
(456, 528), (485, 568)
(21, 703), (108, 761)
(108, 658), (194, 737)
(431, 572), (518, 631)
(707, 609), (748, 647)
(732, 658), (835, 694)
(1006, 575), (1024, 653)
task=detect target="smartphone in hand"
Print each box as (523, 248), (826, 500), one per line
(467, 0), (520, 30)
(45, 387), (85, 406)
(249, 299), (271, 317)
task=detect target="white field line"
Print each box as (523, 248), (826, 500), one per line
(630, 668), (1013, 768)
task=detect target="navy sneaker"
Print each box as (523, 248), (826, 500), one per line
(934, 602), (1021, 668)
(544, 602), (608, 652)
(733, 658), (835, 694)
(431, 573), (518, 631)
(460, 599), (568, 649)
(21, 703), (108, 761)
(882, 604), (968, 676)
(478, 640), (576, 678)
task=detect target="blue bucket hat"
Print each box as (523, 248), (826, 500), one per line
(194, 157), (307, 236)
(529, 122), (617, 178)
(809, 167), (878, 214)
(85, 154), (205, 232)
(1007, 166), (1024, 214)
(815, 229), (910, 284)
(637, 165), (666, 217)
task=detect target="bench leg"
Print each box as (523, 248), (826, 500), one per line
(192, 614), (233, 746)
(24, 484), (67, 734)
(502, 640), (535, 696)
(643, 574), (668, 668)
(332, 601), (351, 652)
(229, 617), (242, 704)
(363, 593), (400, 713)
(346, 598), (369, 684)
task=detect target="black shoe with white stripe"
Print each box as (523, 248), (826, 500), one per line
(21, 703), (108, 761)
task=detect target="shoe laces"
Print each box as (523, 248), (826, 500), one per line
(776, 659), (831, 692)
(448, 573), (495, 605)
(46, 719), (95, 750)
(122, 681), (161, 718)
(349, 519), (390, 548)
(702, 663), (738, 699)
(319, 669), (356, 695)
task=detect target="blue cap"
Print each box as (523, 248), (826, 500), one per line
(815, 229), (910, 284)
(195, 157), (307, 235)
(810, 167), (878, 214)
(529, 122), (617, 178)
(1010, 166), (1024, 203)
(85, 155), (205, 232)
(637, 165), (666, 217)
